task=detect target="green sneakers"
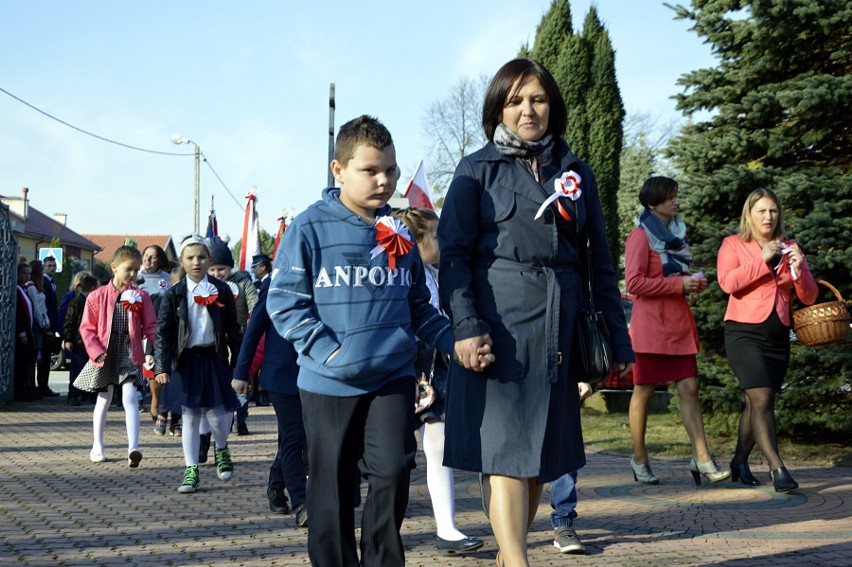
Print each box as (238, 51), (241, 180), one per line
(214, 446), (233, 481)
(178, 464), (200, 493)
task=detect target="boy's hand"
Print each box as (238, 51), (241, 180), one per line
(616, 362), (633, 377)
(476, 342), (495, 369)
(155, 373), (169, 384)
(232, 379), (249, 396)
(64, 341), (73, 351)
(454, 334), (493, 372)
(578, 382), (593, 400)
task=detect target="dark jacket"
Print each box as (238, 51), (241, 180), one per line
(154, 276), (242, 375)
(62, 293), (87, 350)
(43, 275), (59, 332)
(234, 278), (299, 395)
(437, 140), (633, 482)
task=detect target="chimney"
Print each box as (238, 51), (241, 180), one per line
(22, 187), (29, 219)
(53, 213), (67, 226)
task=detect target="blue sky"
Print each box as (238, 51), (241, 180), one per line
(0, 1), (715, 240)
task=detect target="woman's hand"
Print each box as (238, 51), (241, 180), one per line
(787, 243), (804, 271)
(155, 373), (169, 384)
(454, 334), (494, 372)
(616, 362), (633, 378)
(577, 382), (593, 400)
(64, 341), (74, 351)
(682, 276), (701, 294)
(761, 239), (783, 263)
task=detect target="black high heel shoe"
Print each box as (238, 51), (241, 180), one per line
(730, 460), (760, 486)
(770, 467), (798, 493)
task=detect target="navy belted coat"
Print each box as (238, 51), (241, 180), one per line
(438, 140), (633, 482)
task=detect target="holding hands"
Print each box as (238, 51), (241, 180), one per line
(454, 334), (496, 372)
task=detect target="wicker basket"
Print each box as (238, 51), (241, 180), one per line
(793, 280), (851, 346)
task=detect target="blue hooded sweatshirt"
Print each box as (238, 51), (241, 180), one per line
(267, 188), (454, 396)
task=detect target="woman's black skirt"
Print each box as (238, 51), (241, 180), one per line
(724, 310), (790, 390)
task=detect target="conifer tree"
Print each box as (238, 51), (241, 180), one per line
(667, 0), (852, 436)
(583, 8), (624, 260)
(526, 1), (625, 268)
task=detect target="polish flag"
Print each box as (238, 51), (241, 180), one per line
(403, 160), (434, 210)
(239, 186), (260, 271)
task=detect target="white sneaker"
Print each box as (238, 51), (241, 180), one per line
(90, 450), (106, 463)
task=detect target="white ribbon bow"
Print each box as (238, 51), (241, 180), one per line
(534, 171), (582, 220)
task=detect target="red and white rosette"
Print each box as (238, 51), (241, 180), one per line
(534, 171), (582, 221)
(193, 281), (224, 307)
(119, 289), (143, 313)
(371, 216), (414, 270)
(226, 281), (240, 299)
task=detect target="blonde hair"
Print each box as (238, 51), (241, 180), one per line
(69, 270), (94, 293)
(393, 207), (439, 242)
(112, 245), (142, 265)
(739, 188), (785, 242)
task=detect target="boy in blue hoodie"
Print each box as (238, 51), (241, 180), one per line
(259, 115), (492, 566)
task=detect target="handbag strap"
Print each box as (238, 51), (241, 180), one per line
(572, 200), (596, 311)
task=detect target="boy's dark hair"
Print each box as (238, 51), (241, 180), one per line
(333, 115), (394, 166)
(639, 176), (679, 208)
(44, 255), (56, 264)
(482, 58), (567, 142)
(80, 275), (98, 293)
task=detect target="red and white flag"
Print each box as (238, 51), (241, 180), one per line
(403, 160), (434, 210)
(239, 186), (261, 271)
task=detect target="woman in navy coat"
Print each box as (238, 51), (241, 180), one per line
(438, 58), (634, 566)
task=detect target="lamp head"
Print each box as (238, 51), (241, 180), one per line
(170, 134), (188, 145)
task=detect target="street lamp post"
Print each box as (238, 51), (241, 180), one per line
(171, 134), (201, 233)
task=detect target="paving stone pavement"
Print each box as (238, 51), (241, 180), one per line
(1, 373), (850, 566)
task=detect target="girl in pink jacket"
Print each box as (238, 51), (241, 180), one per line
(74, 246), (157, 467)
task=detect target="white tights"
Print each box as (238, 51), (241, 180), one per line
(420, 421), (467, 541)
(92, 381), (140, 454)
(181, 407), (231, 466)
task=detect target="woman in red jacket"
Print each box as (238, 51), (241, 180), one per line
(625, 176), (730, 486)
(717, 189), (817, 492)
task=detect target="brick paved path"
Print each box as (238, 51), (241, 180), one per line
(1, 374), (850, 566)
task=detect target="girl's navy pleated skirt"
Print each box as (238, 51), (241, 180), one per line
(159, 346), (240, 413)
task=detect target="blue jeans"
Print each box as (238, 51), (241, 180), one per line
(550, 470), (578, 528)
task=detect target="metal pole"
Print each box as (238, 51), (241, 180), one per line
(194, 144), (200, 233)
(328, 83), (335, 187)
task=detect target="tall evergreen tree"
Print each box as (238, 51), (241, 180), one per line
(526, 1), (625, 269)
(528, 0), (573, 72)
(667, 0), (852, 436)
(583, 8), (625, 260)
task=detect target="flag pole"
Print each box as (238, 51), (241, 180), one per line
(328, 83), (335, 187)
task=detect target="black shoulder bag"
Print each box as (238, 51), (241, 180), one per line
(575, 225), (615, 385)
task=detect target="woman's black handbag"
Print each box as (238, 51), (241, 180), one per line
(576, 233), (614, 385)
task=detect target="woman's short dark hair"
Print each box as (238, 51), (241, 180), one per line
(482, 58), (567, 141)
(639, 176), (679, 208)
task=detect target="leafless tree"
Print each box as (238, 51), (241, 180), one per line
(422, 75), (489, 204)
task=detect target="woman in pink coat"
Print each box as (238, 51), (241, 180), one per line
(718, 189), (817, 492)
(625, 176), (730, 486)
